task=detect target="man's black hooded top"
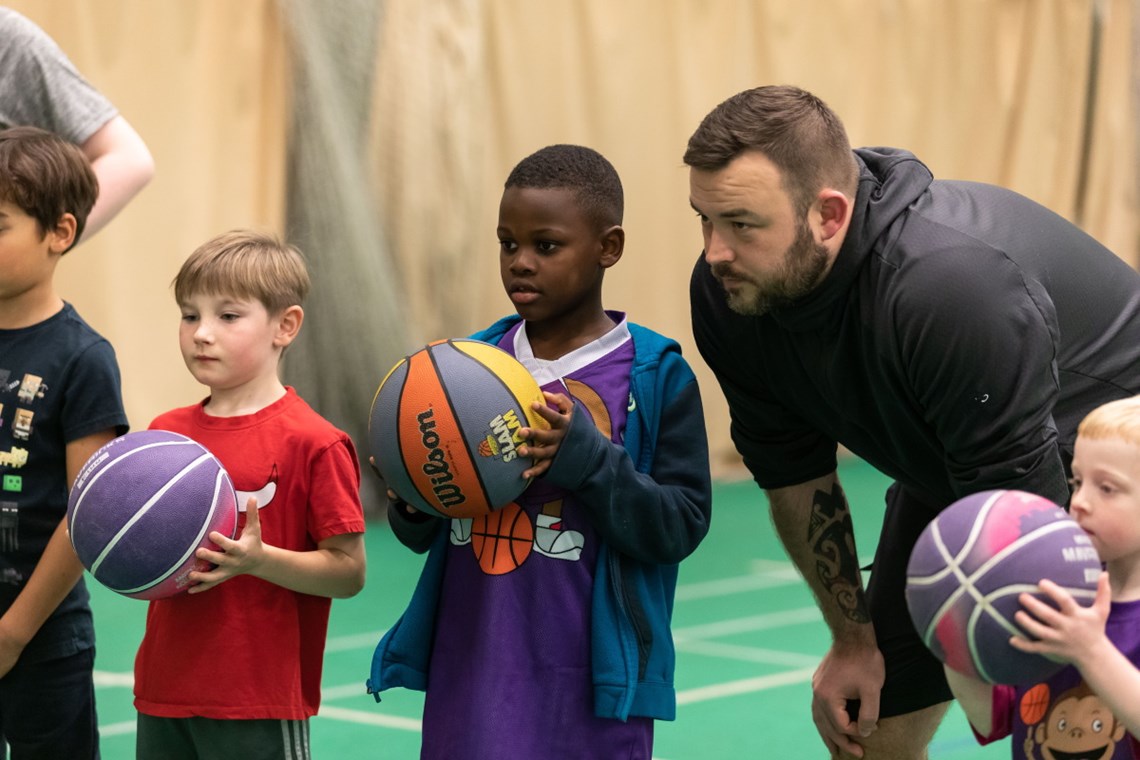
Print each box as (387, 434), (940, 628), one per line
(691, 147), (1140, 509)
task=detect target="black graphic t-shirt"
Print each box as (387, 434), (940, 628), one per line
(0, 303), (127, 662)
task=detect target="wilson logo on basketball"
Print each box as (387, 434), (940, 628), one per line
(417, 408), (466, 509)
(484, 410), (523, 462)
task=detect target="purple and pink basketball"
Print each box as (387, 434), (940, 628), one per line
(66, 430), (238, 600)
(905, 489), (1101, 684)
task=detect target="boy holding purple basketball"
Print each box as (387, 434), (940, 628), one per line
(0, 126), (128, 758)
(947, 395), (1140, 758)
(133, 230), (366, 760)
(369, 145), (713, 759)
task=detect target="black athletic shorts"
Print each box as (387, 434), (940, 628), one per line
(862, 483), (954, 719)
(137, 715), (311, 760)
(0, 647), (98, 759)
(853, 453), (1075, 722)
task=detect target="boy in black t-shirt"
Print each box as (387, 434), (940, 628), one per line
(0, 126), (128, 757)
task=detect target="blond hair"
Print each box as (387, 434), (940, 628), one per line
(1077, 395), (1140, 446)
(174, 230), (310, 313)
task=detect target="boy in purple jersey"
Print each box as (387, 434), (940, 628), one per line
(947, 395), (1140, 758)
(369, 144), (713, 759)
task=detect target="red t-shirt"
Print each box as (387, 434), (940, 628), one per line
(133, 388), (365, 719)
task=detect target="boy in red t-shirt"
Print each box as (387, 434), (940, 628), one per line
(133, 230), (366, 760)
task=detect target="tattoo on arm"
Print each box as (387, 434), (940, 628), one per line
(808, 483), (870, 623)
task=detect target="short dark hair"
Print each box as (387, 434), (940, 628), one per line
(684, 85), (858, 214)
(504, 144), (624, 229)
(0, 126), (98, 250)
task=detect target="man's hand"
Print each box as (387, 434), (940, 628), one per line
(811, 642), (883, 758)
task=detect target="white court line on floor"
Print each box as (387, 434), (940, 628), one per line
(676, 666), (818, 705)
(674, 639), (820, 667)
(673, 570), (802, 600)
(98, 567), (823, 736)
(94, 670), (133, 687)
(746, 558), (801, 574)
(325, 630), (387, 652)
(319, 666), (822, 733)
(672, 606), (821, 641)
(324, 682), (372, 701)
(99, 720), (136, 737)
(318, 705), (422, 731)
(319, 708), (678, 760)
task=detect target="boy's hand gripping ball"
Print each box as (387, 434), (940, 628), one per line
(66, 430), (238, 600)
(369, 339), (550, 519)
(905, 489), (1101, 685)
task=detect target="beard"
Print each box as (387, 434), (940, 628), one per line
(713, 220), (830, 317)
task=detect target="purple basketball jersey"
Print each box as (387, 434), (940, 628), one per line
(422, 315), (653, 759)
(1004, 598), (1140, 758)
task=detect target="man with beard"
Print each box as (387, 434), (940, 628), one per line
(686, 85), (1140, 760)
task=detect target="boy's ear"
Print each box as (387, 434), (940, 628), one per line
(47, 213), (78, 254)
(599, 225), (624, 269)
(273, 305), (305, 348)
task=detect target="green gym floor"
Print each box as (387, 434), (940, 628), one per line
(90, 456), (1005, 759)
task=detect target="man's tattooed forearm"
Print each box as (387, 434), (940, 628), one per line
(808, 483), (870, 623)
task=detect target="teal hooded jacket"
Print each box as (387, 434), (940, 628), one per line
(367, 316), (712, 720)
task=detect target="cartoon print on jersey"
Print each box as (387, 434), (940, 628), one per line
(451, 518), (472, 546)
(0, 501), (16, 553)
(0, 447), (28, 469)
(235, 464), (278, 512)
(0, 372), (57, 580)
(17, 375), (46, 404)
(0, 372), (39, 574)
(1020, 681), (1128, 759)
(1, 375), (50, 442)
(467, 502), (533, 576)
(481, 409), (524, 463)
(459, 377), (612, 574)
(0, 499), (22, 587)
(533, 499), (582, 560)
(11, 409), (32, 441)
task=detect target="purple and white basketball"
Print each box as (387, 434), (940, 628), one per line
(66, 430), (238, 600)
(905, 490), (1101, 685)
